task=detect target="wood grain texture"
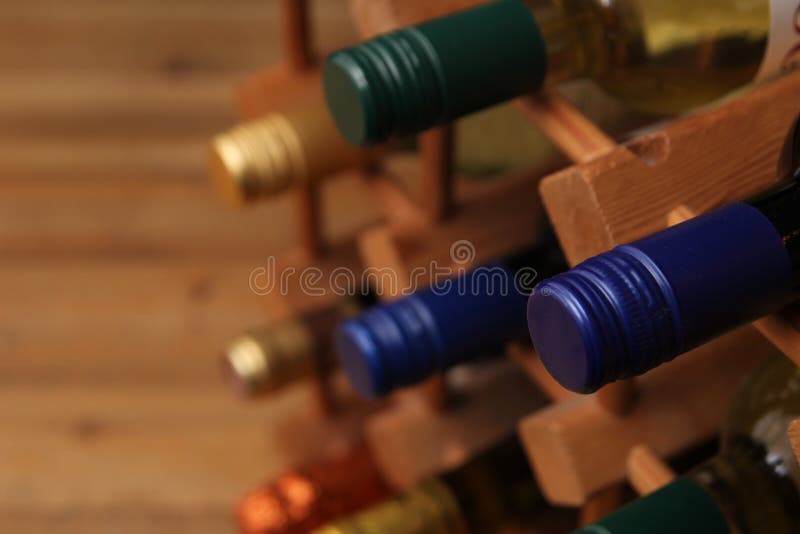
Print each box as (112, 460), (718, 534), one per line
(518, 326), (777, 506)
(2, 0), (355, 180)
(0, 171), (380, 261)
(0, 2), (363, 531)
(542, 72), (800, 265)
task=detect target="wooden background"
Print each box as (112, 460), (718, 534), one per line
(0, 1), (359, 531)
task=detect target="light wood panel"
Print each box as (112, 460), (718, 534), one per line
(0, 172), (380, 259)
(541, 72), (800, 265)
(0, 3), (361, 531)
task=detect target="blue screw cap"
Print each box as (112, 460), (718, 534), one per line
(528, 247), (682, 393)
(337, 263), (528, 398)
(529, 202), (795, 393)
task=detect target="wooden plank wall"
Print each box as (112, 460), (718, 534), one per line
(0, 1), (362, 532)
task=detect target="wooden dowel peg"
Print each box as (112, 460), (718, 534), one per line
(366, 175), (429, 235)
(627, 445), (676, 496)
(753, 309), (800, 368)
(507, 344), (577, 403)
(295, 184), (323, 259)
(514, 92), (616, 164)
(417, 375), (449, 412)
(579, 484), (629, 526)
(596, 380), (638, 415)
(280, 0), (314, 71)
(418, 126), (455, 223)
(789, 418), (800, 465)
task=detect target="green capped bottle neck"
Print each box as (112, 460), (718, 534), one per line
(573, 479), (729, 534)
(323, 0), (547, 146)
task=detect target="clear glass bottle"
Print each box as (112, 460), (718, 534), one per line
(323, 0), (799, 145)
(576, 355), (800, 533)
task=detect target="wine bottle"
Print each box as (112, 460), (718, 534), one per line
(237, 440), (392, 534)
(209, 100), (373, 207)
(575, 355), (800, 533)
(527, 120), (800, 393)
(323, 0), (800, 146)
(223, 295), (371, 397)
(336, 243), (566, 398)
(313, 435), (545, 534)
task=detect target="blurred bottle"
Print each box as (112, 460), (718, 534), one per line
(528, 121), (800, 393)
(209, 99), (374, 207)
(336, 241), (567, 398)
(576, 355), (800, 533)
(313, 435), (545, 534)
(324, 0), (800, 145)
(223, 295), (373, 397)
(237, 440), (392, 534)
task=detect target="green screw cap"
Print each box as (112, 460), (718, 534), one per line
(323, 0), (546, 146)
(573, 479), (730, 534)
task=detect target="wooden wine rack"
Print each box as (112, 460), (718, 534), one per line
(229, 0), (800, 525)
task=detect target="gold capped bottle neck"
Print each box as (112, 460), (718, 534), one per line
(209, 111), (308, 207)
(221, 319), (316, 397)
(313, 478), (467, 534)
(209, 102), (372, 208)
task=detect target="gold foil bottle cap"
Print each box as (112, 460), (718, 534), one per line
(209, 111), (306, 207)
(221, 319), (316, 397)
(209, 101), (369, 208)
(312, 479), (468, 534)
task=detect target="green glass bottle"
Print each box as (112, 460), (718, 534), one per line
(312, 436), (548, 533)
(576, 355), (800, 534)
(324, 0), (800, 145)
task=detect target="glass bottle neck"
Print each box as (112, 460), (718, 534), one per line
(528, 1), (597, 86)
(748, 179), (800, 284)
(692, 439), (800, 534)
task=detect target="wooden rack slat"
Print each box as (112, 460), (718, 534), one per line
(418, 126), (456, 222)
(541, 72), (800, 266)
(754, 308), (800, 367)
(365, 361), (549, 490)
(514, 93), (617, 164)
(518, 326), (777, 506)
(281, 0), (314, 71)
(626, 445), (676, 496)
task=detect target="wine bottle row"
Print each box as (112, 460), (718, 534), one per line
(232, 354), (800, 534)
(213, 1), (800, 532)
